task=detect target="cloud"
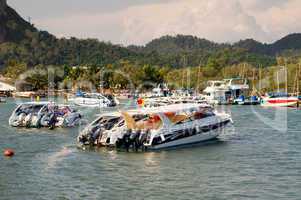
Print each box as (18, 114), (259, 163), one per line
(33, 0), (301, 45)
(120, 0), (268, 44)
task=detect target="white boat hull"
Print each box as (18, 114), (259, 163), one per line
(73, 97), (109, 107)
(148, 129), (221, 150)
(261, 97), (299, 107)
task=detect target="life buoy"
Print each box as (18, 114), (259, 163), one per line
(3, 149), (14, 157)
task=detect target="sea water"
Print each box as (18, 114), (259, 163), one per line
(0, 99), (300, 200)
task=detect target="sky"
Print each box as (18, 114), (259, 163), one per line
(8, 0), (301, 45)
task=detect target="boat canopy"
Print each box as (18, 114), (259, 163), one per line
(126, 103), (210, 115)
(267, 92), (289, 97)
(121, 103), (213, 131)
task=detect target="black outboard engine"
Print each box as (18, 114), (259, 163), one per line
(78, 125), (104, 146)
(116, 130), (148, 152)
(48, 113), (57, 130)
(116, 129), (132, 151)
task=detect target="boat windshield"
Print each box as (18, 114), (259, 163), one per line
(122, 112), (163, 130)
(16, 104), (45, 114)
(226, 79), (246, 85)
(165, 107), (215, 124)
(268, 92), (289, 98)
(92, 116), (122, 130)
(83, 93), (105, 99)
(214, 82), (223, 87)
(123, 105), (215, 130)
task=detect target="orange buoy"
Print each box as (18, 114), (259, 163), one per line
(3, 149), (15, 157)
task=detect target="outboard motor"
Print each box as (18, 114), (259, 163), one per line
(24, 113), (33, 127)
(78, 125), (103, 146)
(64, 113), (82, 127)
(116, 129), (132, 151)
(130, 130), (141, 151)
(48, 113), (57, 130)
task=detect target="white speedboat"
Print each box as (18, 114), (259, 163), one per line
(260, 93), (299, 107)
(71, 93), (119, 107)
(9, 102), (82, 128)
(77, 103), (232, 150)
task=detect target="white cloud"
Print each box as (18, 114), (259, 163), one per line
(33, 0), (301, 45)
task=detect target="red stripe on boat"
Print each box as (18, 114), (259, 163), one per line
(267, 99), (298, 104)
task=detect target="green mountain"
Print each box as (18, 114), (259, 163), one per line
(0, 1), (137, 68)
(0, 0), (36, 43)
(1, 1), (301, 69)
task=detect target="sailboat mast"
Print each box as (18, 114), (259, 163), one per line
(277, 69), (280, 93)
(285, 66), (288, 94)
(297, 63), (300, 96)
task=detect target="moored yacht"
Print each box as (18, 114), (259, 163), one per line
(203, 80), (229, 105)
(77, 103), (232, 150)
(203, 78), (250, 105)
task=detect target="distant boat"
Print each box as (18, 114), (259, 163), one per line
(0, 96), (6, 103)
(203, 78), (250, 105)
(70, 92), (119, 107)
(233, 95), (260, 105)
(203, 80), (229, 105)
(13, 91), (36, 98)
(9, 102), (82, 128)
(260, 93), (299, 107)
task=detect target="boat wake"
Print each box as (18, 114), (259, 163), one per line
(45, 146), (74, 170)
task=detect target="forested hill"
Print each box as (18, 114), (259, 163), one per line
(1, 1), (301, 69)
(0, 1), (138, 68)
(129, 33), (301, 66)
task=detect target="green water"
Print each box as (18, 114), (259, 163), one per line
(1, 99), (301, 200)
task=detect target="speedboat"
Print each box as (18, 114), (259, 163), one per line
(260, 93), (299, 107)
(71, 92), (119, 107)
(9, 102), (82, 128)
(77, 103), (232, 150)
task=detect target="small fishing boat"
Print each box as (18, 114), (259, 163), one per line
(77, 103), (232, 150)
(9, 102), (82, 128)
(260, 93), (299, 107)
(71, 92), (119, 107)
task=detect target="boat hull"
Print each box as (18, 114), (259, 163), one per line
(148, 129), (220, 150)
(73, 97), (109, 107)
(148, 120), (231, 150)
(261, 97), (299, 107)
